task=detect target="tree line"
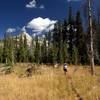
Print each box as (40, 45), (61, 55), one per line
(0, 7), (100, 66)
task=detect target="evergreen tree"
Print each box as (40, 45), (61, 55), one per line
(53, 22), (64, 63)
(29, 37), (35, 63)
(18, 35), (29, 62)
(3, 32), (8, 64)
(68, 6), (74, 24)
(62, 20), (68, 42)
(92, 18), (100, 64)
(41, 36), (48, 63)
(23, 35), (28, 62)
(3, 32), (14, 66)
(67, 7), (76, 64)
(14, 36), (19, 63)
(57, 24), (63, 63)
(52, 23), (59, 63)
(53, 23), (60, 45)
(72, 46), (78, 65)
(50, 44), (58, 64)
(75, 11), (88, 64)
(97, 21), (100, 64)
(8, 35), (14, 65)
(62, 41), (68, 63)
(34, 37), (41, 64)
(47, 31), (58, 64)
(0, 48), (3, 63)
(18, 35), (25, 62)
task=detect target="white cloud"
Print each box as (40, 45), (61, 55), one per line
(39, 5), (45, 9)
(27, 17), (57, 35)
(26, 0), (36, 8)
(26, 0), (45, 9)
(6, 28), (16, 33)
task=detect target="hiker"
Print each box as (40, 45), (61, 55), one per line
(63, 63), (68, 75)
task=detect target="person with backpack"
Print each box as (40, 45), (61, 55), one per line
(63, 63), (68, 75)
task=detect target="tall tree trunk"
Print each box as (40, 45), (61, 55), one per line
(88, 0), (95, 76)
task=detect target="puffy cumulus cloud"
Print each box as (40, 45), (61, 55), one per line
(27, 17), (57, 35)
(6, 28), (16, 33)
(26, 0), (36, 8)
(26, 0), (45, 9)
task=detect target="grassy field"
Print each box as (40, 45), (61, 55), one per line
(0, 64), (100, 100)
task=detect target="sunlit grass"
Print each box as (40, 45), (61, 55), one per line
(0, 64), (100, 100)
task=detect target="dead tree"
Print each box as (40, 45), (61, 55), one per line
(88, 0), (95, 76)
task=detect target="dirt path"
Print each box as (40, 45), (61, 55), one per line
(69, 78), (83, 100)
(66, 69), (84, 100)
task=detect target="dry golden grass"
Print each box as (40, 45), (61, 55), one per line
(0, 64), (100, 100)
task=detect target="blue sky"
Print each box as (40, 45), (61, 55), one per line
(0, 0), (99, 38)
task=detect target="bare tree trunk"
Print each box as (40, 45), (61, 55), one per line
(88, 0), (95, 76)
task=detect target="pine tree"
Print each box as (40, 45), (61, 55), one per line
(52, 23), (59, 63)
(23, 35), (28, 62)
(0, 48), (3, 63)
(34, 37), (41, 64)
(53, 22), (64, 63)
(3, 32), (8, 64)
(47, 30), (57, 64)
(14, 36), (19, 63)
(18, 34), (29, 62)
(92, 18), (100, 64)
(8, 35), (14, 65)
(50, 44), (58, 64)
(3, 32), (14, 66)
(57, 24), (63, 63)
(62, 41), (68, 63)
(41, 36), (48, 63)
(97, 20), (100, 64)
(68, 6), (74, 24)
(29, 37), (35, 63)
(75, 11), (88, 64)
(72, 46), (78, 65)
(67, 6), (76, 64)
(96, 9), (100, 63)
(18, 35), (24, 62)
(62, 20), (68, 42)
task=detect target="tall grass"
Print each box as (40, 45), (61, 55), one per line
(0, 64), (99, 100)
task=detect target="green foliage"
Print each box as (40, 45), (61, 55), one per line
(1, 6), (99, 65)
(62, 41), (68, 63)
(34, 37), (41, 64)
(0, 48), (3, 63)
(17, 35), (28, 62)
(3, 32), (14, 66)
(41, 37), (47, 63)
(75, 11), (88, 64)
(94, 19), (100, 64)
(72, 46), (78, 64)
(47, 42), (58, 64)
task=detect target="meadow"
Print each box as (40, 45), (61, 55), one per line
(0, 64), (100, 100)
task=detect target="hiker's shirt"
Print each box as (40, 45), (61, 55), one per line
(64, 64), (67, 69)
